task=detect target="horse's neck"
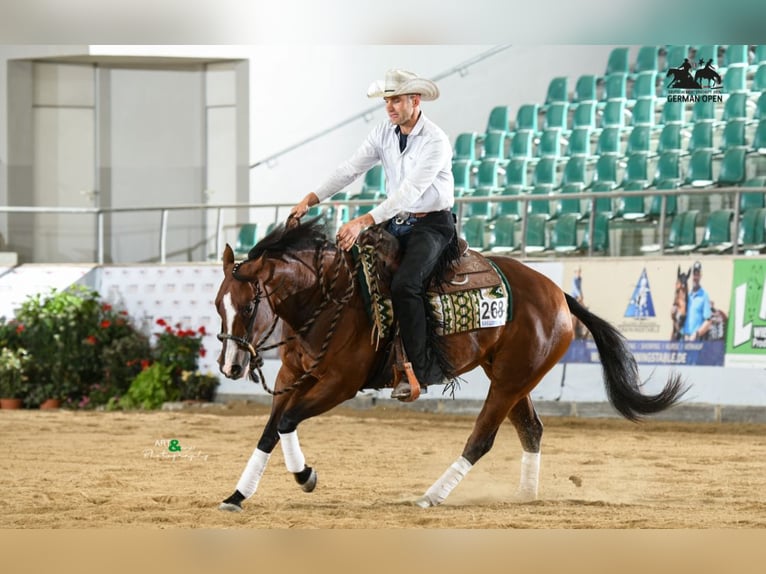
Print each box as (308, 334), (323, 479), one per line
(267, 248), (362, 337)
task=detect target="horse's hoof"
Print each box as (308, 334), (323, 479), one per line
(301, 468), (318, 493)
(414, 495), (435, 508)
(218, 502), (243, 513)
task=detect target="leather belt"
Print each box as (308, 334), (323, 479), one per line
(410, 208), (450, 218)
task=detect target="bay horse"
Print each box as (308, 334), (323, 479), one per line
(671, 266), (690, 340)
(214, 218), (686, 511)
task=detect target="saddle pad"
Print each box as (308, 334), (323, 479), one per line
(356, 245), (512, 344)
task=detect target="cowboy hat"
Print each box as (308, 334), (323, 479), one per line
(366, 69), (440, 101)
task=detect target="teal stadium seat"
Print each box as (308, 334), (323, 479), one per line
(719, 119), (747, 153)
(574, 75), (598, 104)
(717, 148), (747, 186)
(545, 77), (569, 106)
(696, 209), (734, 253)
(550, 213), (581, 253)
(634, 46), (659, 74)
(657, 125), (685, 155)
(603, 73), (628, 101)
(626, 126), (653, 155)
(234, 223), (259, 257)
(486, 106), (512, 134)
(454, 132), (482, 165)
(487, 215), (517, 252)
(605, 47), (630, 75)
(685, 149), (715, 187)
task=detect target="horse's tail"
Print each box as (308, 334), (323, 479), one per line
(565, 293), (688, 421)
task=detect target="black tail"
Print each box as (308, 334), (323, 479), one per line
(565, 293), (688, 421)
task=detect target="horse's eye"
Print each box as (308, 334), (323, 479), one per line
(243, 303), (255, 316)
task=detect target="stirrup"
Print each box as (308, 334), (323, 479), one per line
(391, 361), (421, 402)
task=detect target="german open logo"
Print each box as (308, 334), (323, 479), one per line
(666, 56), (723, 103)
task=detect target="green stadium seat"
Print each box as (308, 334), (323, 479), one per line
(509, 130), (535, 159)
(487, 105), (512, 134)
(688, 122), (714, 153)
(723, 66), (748, 93)
(504, 158), (530, 192)
(661, 100), (686, 126)
(740, 177), (766, 211)
(663, 45), (690, 72)
(756, 93), (766, 121)
(686, 149), (715, 187)
(673, 209), (701, 253)
(581, 212), (610, 254)
(648, 180), (679, 219)
(596, 126), (623, 156)
(696, 209), (734, 253)
(655, 150), (683, 184)
(657, 124), (685, 155)
(692, 99), (717, 123)
(483, 131), (511, 162)
(723, 45), (750, 68)
(626, 126), (653, 155)
(752, 120), (766, 153)
(545, 77), (569, 105)
(739, 207), (766, 252)
(574, 75), (598, 104)
(543, 102), (569, 131)
(694, 45), (720, 69)
(751, 64), (766, 94)
(606, 47), (630, 75)
(461, 216), (489, 250)
(720, 119), (747, 152)
(537, 129), (564, 158)
(756, 45), (766, 65)
(601, 100), (628, 128)
(592, 155), (620, 187)
(464, 188), (498, 219)
(475, 159), (505, 191)
(567, 127), (592, 157)
(487, 215), (517, 252)
(454, 132), (482, 164)
(515, 104), (539, 132)
(616, 181), (649, 220)
(494, 186), (525, 220)
(550, 213), (581, 253)
(632, 99), (656, 127)
(520, 213), (549, 254)
(722, 92), (750, 121)
(718, 147), (748, 186)
(603, 73), (628, 101)
(362, 165), (386, 194)
(572, 102), (597, 129)
(623, 153), (651, 186)
(452, 159), (475, 193)
(632, 71), (658, 100)
(234, 223), (259, 257)
(634, 46), (660, 74)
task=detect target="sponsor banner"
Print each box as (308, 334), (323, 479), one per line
(725, 259), (766, 367)
(563, 339), (725, 366)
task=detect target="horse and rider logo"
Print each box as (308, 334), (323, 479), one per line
(666, 57), (722, 97)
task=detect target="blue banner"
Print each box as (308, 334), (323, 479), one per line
(562, 339), (725, 366)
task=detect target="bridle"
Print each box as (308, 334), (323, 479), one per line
(218, 239), (362, 396)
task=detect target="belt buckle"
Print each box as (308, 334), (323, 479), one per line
(394, 212), (411, 225)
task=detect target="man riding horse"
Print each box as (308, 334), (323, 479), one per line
(290, 69), (459, 401)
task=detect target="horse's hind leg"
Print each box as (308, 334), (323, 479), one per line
(415, 385), (517, 508)
(507, 395), (543, 501)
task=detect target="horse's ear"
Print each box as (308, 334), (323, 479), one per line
(222, 244), (235, 269)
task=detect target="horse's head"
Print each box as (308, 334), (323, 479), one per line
(671, 265), (690, 339)
(215, 244), (271, 379)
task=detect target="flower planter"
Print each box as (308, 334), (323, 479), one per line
(0, 398), (24, 409)
(39, 399), (61, 410)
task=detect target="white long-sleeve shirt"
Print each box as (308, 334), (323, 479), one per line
(314, 113), (454, 224)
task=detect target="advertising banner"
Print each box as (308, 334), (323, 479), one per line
(725, 259), (766, 367)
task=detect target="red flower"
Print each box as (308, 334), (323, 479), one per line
(119, 310), (129, 316)
(102, 303), (112, 312)
(199, 348), (207, 358)
(100, 320), (111, 329)
(165, 326), (173, 334)
(85, 335), (97, 345)
(156, 318), (167, 327)
(198, 326), (207, 336)
(140, 359), (151, 370)
(15, 324), (25, 334)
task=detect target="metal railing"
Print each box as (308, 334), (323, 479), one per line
(1, 185), (763, 264)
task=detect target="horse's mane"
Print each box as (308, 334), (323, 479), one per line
(247, 217), (330, 260)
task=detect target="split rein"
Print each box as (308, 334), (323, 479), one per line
(221, 238), (363, 396)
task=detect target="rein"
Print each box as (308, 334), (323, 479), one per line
(224, 236), (364, 396)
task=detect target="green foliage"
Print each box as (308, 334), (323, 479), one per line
(177, 371), (219, 402)
(119, 363), (178, 410)
(0, 348), (30, 398)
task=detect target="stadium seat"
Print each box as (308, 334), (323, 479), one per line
(718, 147), (748, 186)
(723, 44), (750, 69)
(520, 213), (549, 254)
(632, 99), (656, 128)
(751, 64), (766, 94)
(581, 213), (610, 254)
(234, 223), (259, 257)
(687, 122), (715, 153)
(603, 73), (628, 101)
(545, 76), (569, 106)
(494, 186), (524, 220)
(663, 45), (690, 72)
(362, 165), (386, 194)
(464, 187), (498, 220)
(720, 119), (747, 153)
(654, 150), (683, 184)
(461, 216), (489, 250)
(660, 101), (686, 126)
(616, 181), (649, 221)
(556, 183), (587, 220)
(691, 99), (717, 124)
(592, 155), (620, 187)
(572, 102), (598, 130)
(623, 153), (651, 186)
(694, 45), (720, 70)
(452, 159), (475, 194)
(537, 129), (565, 159)
(740, 177), (766, 211)
(475, 159), (506, 191)
(454, 132), (482, 165)
(756, 45), (766, 65)
(487, 215), (517, 252)
(685, 149), (715, 187)
(486, 105), (512, 134)
(605, 47), (630, 75)
(626, 125), (653, 155)
(549, 213), (581, 253)
(632, 70), (658, 100)
(574, 75), (598, 104)
(723, 66), (748, 93)
(696, 209), (734, 253)
(543, 102), (569, 131)
(648, 180), (679, 219)
(596, 126), (623, 156)
(509, 130), (535, 159)
(515, 104), (539, 133)
(657, 124), (686, 155)
(567, 127), (592, 156)
(527, 157), (558, 218)
(634, 46), (660, 74)
(721, 92), (750, 122)
(673, 209), (701, 252)
(739, 207), (766, 252)
(483, 131), (511, 162)
(601, 100), (628, 128)
(752, 120), (766, 153)
(504, 157), (530, 193)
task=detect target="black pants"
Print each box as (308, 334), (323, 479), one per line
(388, 210), (455, 383)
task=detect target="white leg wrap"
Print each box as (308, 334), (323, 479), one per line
(422, 456), (473, 506)
(278, 430), (306, 473)
(519, 450), (541, 500)
(235, 449), (271, 499)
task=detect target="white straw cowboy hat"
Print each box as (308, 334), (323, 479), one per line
(366, 69), (440, 101)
